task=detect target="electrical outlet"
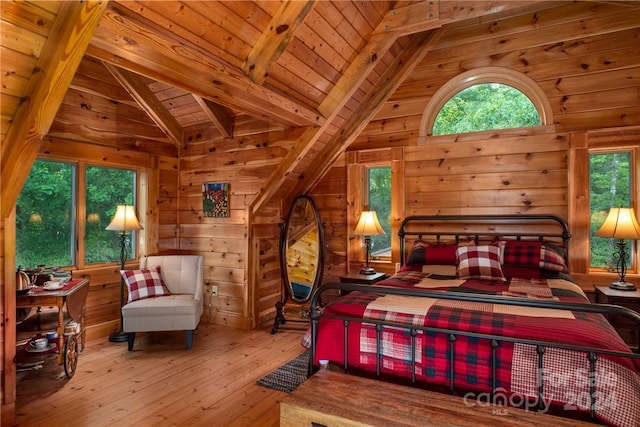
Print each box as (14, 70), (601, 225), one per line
(211, 285), (218, 297)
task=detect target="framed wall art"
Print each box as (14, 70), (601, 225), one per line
(202, 182), (229, 218)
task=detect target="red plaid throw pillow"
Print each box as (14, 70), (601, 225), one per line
(120, 265), (172, 303)
(406, 243), (459, 266)
(456, 245), (506, 282)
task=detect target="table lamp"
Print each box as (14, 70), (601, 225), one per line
(595, 207), (640, 291)
(353, 210), (385, 275)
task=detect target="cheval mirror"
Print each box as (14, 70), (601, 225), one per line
(271, 195), (324, 334)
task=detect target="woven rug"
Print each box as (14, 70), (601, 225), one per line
(256, 351), (309, 392)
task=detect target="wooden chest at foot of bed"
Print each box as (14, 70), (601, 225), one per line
(280, 370), (594, 427)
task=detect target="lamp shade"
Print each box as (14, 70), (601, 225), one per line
(353, 210), (385, 236)
(106, 205), (143, 232)
(595, 207), (640, 240)
(87, 213), (101, 224)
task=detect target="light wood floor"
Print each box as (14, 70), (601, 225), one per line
(14, 323), (308, 426)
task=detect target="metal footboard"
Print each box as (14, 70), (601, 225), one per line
(309, 283), (640, 420)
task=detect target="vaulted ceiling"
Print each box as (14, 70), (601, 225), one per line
(3, 1), (637, 217)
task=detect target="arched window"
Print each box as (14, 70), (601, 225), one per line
(433, 83), (539, 135)
(420, 67), (553, 138)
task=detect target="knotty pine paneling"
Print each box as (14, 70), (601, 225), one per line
(356, 4), (640, 148)
(404, 132), (568, 227)
(311, 131), (569, 280)
(180, 126), (292, 329)
(309, 172), (350, 283)
(255, 222), (282, 326)
(157, 158), (179, 252)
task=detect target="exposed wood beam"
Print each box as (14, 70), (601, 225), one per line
(318, 31), (399, 118)
(46, 122), (178, 158)
(375, 0), (440, 36)
(252, 0), (554, 213)
(193, 95), (234, 139)
(87, 2), (325, 128)
(251, 2), (444, 215)
(243, 0), (316, 84)
(0, 0), (108, 219)
(295, 28), (447, 198)
(377, 1), (561, 37)
(249, 125), (322, 215)
(103, 62), (183, 148)
(597, 0), (640, 6)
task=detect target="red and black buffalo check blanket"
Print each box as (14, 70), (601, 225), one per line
(304, 272), (640, 427)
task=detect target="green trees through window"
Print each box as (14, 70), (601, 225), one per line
(16, 161), (75, 267)
(16, 159), (137, 269)
(589, 152), (632, 268)
(432, 83), (540, 136)
(85, 165), (137, 264)
(367, 167), (391, 256)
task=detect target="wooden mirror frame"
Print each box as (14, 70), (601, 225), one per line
(271, 195), (324, 334)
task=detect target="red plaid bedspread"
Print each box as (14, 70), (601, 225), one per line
(304, 272), (640, 427)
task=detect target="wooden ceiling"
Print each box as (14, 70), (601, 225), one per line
(2, 1), (639, 216)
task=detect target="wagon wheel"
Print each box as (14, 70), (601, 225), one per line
(63, 334), (79, 378)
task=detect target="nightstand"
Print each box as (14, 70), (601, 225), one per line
(595, 286), (640, 352)
(339, 272), (388, 296)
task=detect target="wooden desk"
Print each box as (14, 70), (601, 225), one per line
(16, 279), (89, 365)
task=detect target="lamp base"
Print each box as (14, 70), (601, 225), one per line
(109, 331), (128, 343)
(360, 267), (377, 275)
(609, 281), (637, 291)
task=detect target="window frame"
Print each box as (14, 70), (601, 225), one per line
(17, 157), (142, 270)
(587, 148), (638, 273)
(568, 130), (640, 280)
(347, 148), (403, 272)
(365, 165), (392, 262)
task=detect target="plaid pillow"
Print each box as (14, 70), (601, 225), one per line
(120, 265), (172, 303)
(406, 243), (458, 266)
(503, 241), (541, 266)
(456, 245), (506, 282)
(540, 246), (567, 272)
(502, 240), (567, 272)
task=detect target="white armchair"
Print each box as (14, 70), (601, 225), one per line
(122, 255), (204, 351)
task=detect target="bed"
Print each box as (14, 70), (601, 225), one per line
(304, 215), (640, 427)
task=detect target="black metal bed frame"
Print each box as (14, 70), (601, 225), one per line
(398, 214), (572, 265)
(309, 215), (640, 421)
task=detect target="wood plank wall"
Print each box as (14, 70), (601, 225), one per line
(180, 127), (303, 329)
(5, 1), (640, 340)
(311, 131), (569, 281)
(310, 1), (640, 291)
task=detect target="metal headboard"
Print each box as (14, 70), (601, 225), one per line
(398, 215), (571, 265)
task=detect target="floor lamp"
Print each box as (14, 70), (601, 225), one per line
(353, 210), (386, 275)
(595, 207), (640, 291)
(106, 205), (143, 342)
